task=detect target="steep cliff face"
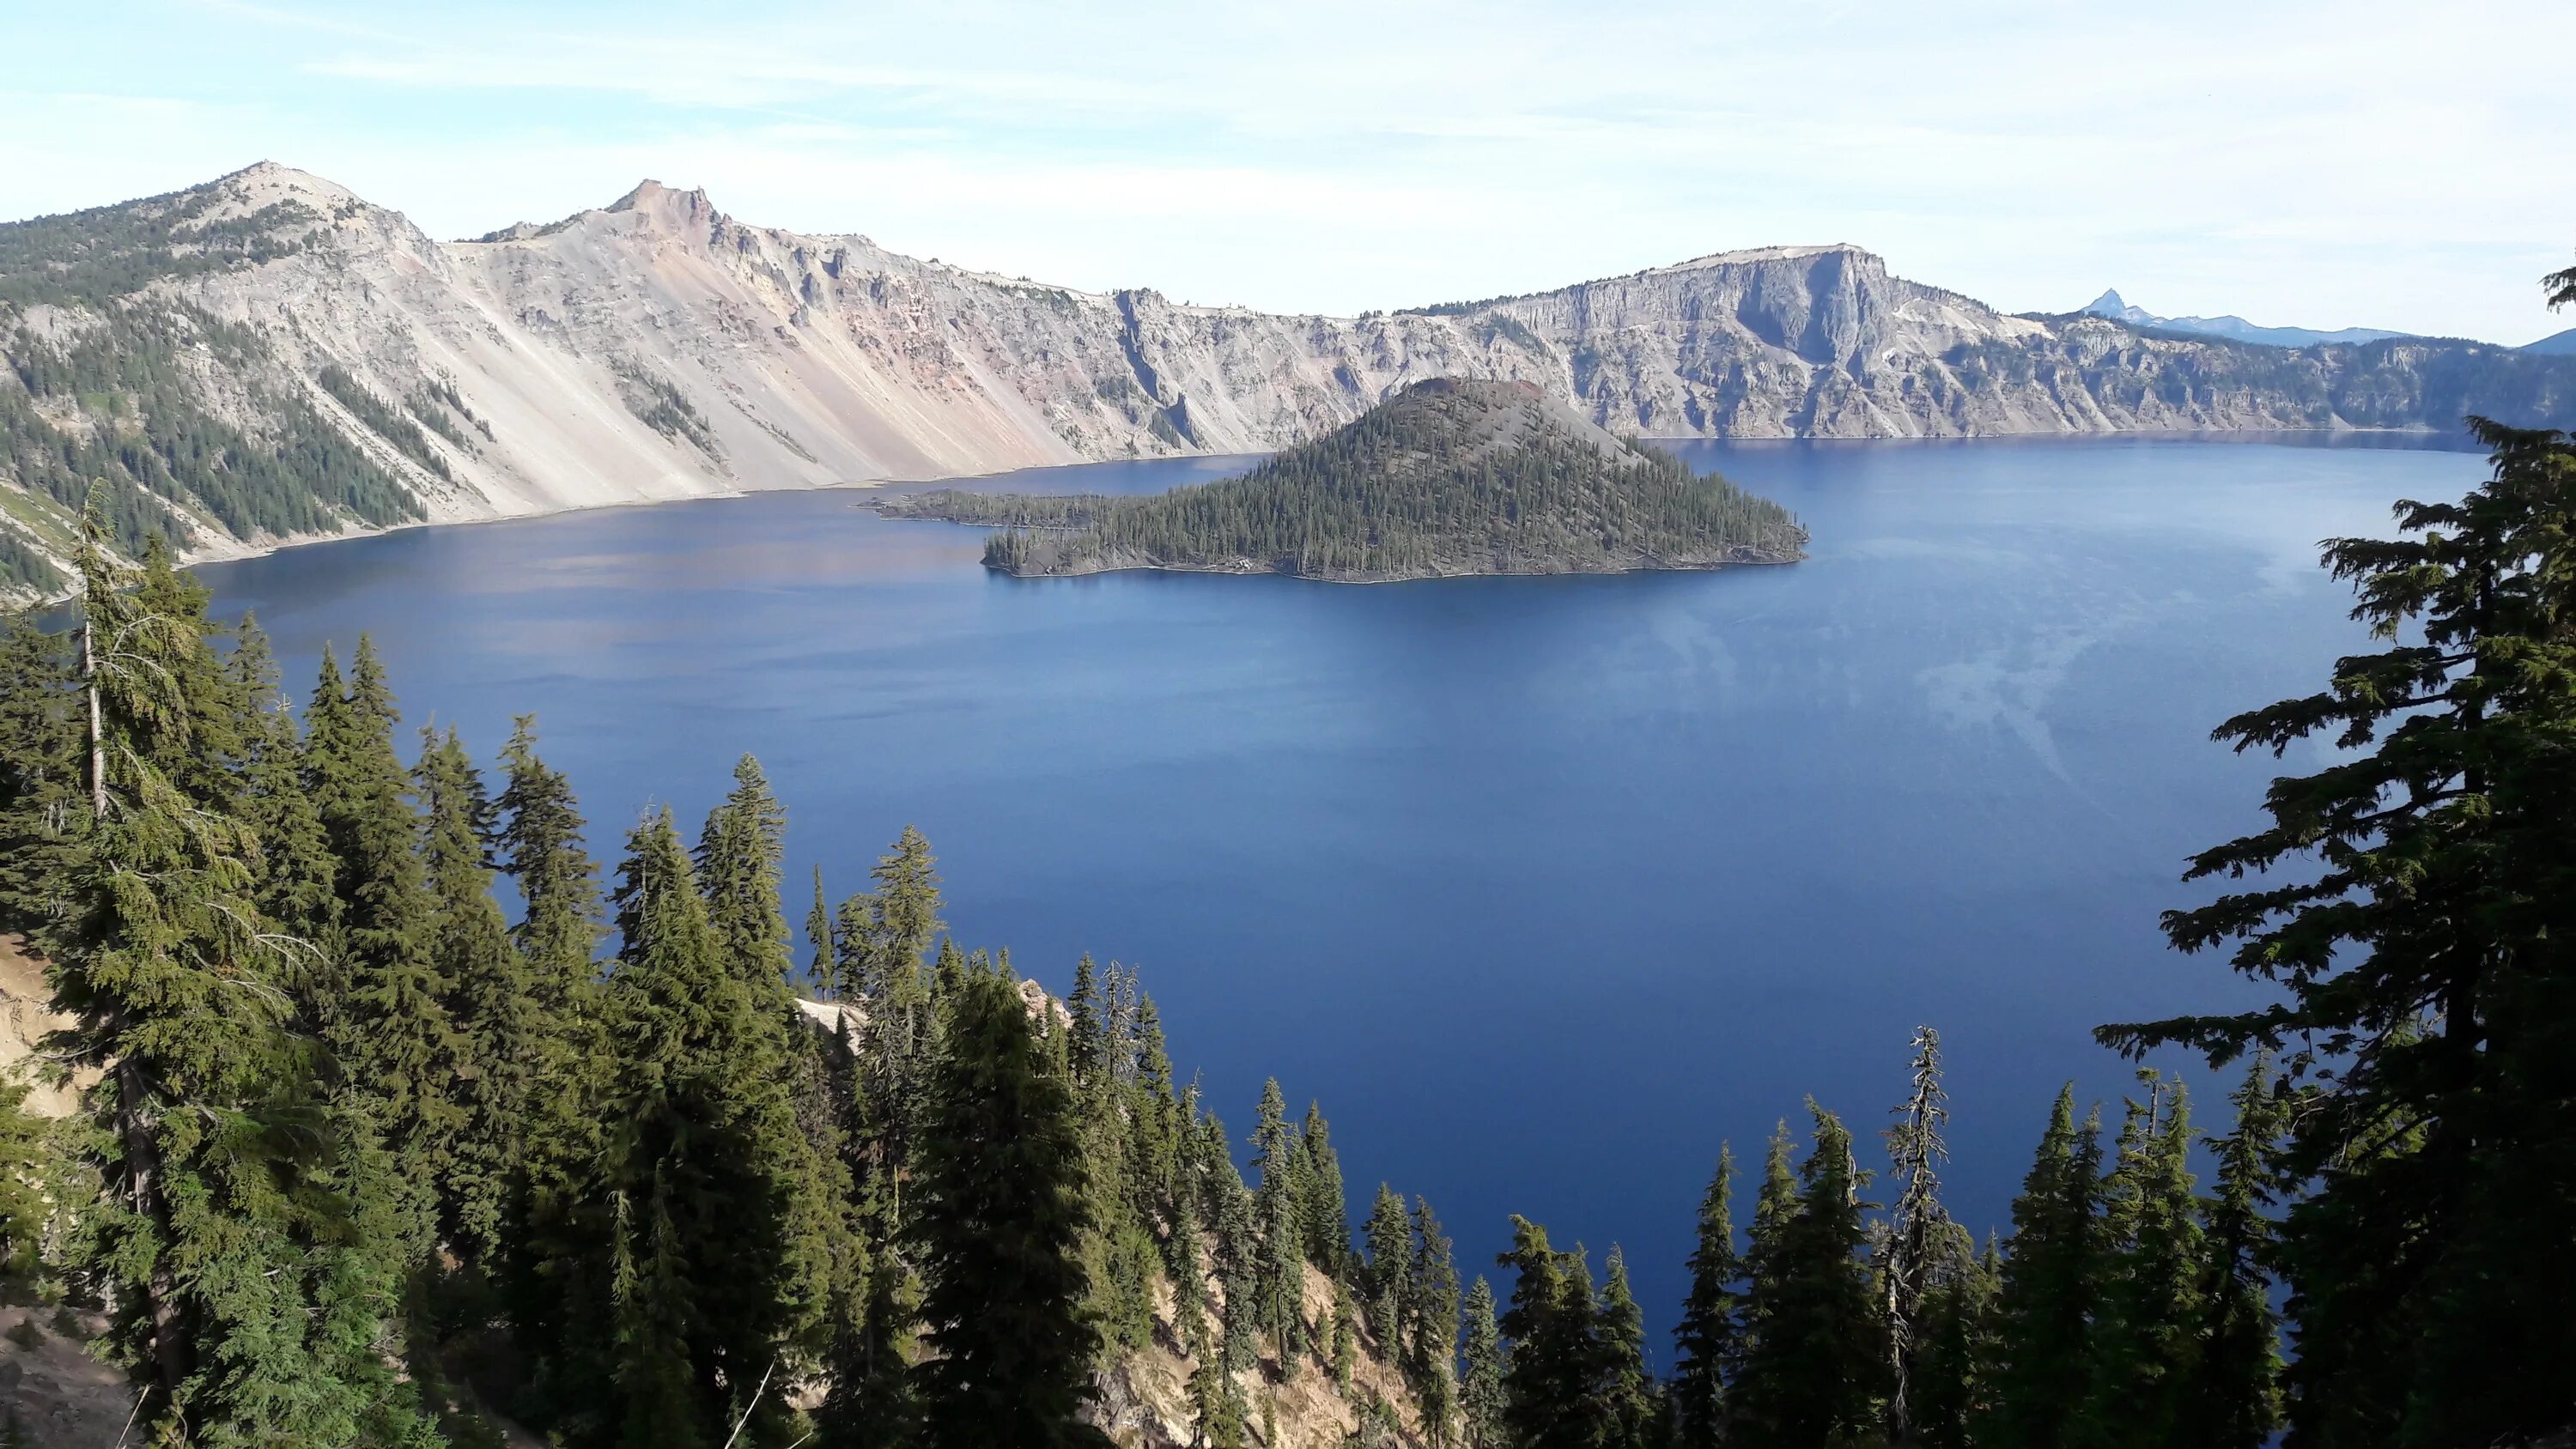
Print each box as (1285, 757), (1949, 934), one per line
(5, 162), (2571, 597)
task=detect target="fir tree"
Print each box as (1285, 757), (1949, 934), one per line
(1598, 1244), (1652, 1449)
(47, 505), (432, 1445)
(489, 717), (615, 1440)
(817, 1253), (920, 1449)
(696, 754), (796, 1009)
(222, 615), (336, 949)
(805, 864), (835, 997)
(2098, 413), (2576, 1445)
(1670, 1149), (1741, 1449)
(417, 725), (532, 1264)
(1909, 1226), (1996, 1449)
(0, 615), (79, 936)
(1188, 1319), (1249, 1449)
(908, 965), (1114, 1449)
(599, 808), (826, 1447)
(2084, 1072), (2203, 1448)
(305, 635), (463, 1260)
(1984, 1087), (2103, 1449)
(2178, 1055), (2287, 1449)
(1732, 1105), (1883, 1449)
(494, 716), (601, 1017)
(1881, 1026), (1952, 1444)
(1406, 1197), (1461, 1443)
(1362, 1182), (1412, 1352)
(1459, 1276), (1507, 1449)
(1300, 1099), (1349, 1275)
(1496, 1216), (1613, 1449)
(1249, 1077), (1309, 1376)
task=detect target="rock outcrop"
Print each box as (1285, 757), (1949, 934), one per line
(6, 161), (2572, 597)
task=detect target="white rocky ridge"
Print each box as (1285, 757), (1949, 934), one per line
(3, 161), (2571, 589)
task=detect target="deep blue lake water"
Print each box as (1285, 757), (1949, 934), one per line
(192, 433), (2488, 1355)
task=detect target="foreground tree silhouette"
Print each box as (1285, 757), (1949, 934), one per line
(2101, 412), (2576, 1446)
(909, 962), (1113, 1449)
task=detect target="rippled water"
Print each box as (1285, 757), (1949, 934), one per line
(194, 432), (2487, 1348)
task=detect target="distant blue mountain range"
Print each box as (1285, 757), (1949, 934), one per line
(2081, 291), (2576, 355)
(2079, 289), (2414, 348)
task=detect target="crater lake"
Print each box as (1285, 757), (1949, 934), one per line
(190, 433), (2486, 1349)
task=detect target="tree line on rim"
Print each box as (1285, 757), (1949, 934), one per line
(0, 269), (2568, 1449)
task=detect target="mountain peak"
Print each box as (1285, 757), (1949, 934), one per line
(1652, 243), (1873, 276)
(608, 179), (716, 216)
(2085, 288), (2126, 313)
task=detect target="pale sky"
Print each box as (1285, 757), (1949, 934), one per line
(8, 0), (2573, 343)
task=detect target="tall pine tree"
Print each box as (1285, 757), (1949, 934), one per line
(1671, 1149), (1741, 1449)
(908, 963), (1114, 1449)
(305, 636), (462, 1261)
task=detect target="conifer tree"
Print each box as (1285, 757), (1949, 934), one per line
(817, 1253), (920, 1449)
(1406, 1197), (1461, 1441)
(2178, 1055), (2287, 1449)
(494, 716), (602, 1019)
(489, 716), (615, 1436)
(840, 826), (946, 1210)
(1188, 1319), (1249, 1449)
(1671, 1149), (1741, 1449)
(697, 754), (796, 1009)
(1300, 1099), (1349, 1274)
(1732, 1105), (1883, 1449)
(2098, 411), (2576, 1445)
(1599, 1245), (1652, 1449)
(418, 725), (532, 1264)
(48, 507), (432, 1445)
(305, 635), (463, 1260)
(1496, 1216), (1614, 1449)
(599, 808), (827, 1447)
(222, 615), (336, 949)
(2085, 1072), (2203, 1448)
(1066, 953), (1103, 1079)
(1362, 1182), (1412, 1350)
(0, 615), (78, 935)
(805, 864), (834, 997)
(1984, 1087), (2103, 1449)
(1459, 1276), (1507, 1449)
(1199, 1109), (1261, 1380)
(1880, 1027), (1951, 1443)
(1908, 1226), (1996, 1449)
(908, 965), (1114, 1449)
(1249, 1077), (1309, 1376)
(1130, 994), (1182, 1220)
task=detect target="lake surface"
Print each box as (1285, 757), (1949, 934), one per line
(194, 433), (2488, 1354)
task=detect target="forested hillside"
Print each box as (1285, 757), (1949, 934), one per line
(0, 403), (2570, 1446)
(876, 379), (1807, 581)
(0, 180), (429, 592)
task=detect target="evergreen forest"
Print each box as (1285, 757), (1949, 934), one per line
(0, 286), (2568, 1449)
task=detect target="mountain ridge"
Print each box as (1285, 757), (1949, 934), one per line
(2078, 287), (2415, 348)
(5, 161), (2574, 597)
